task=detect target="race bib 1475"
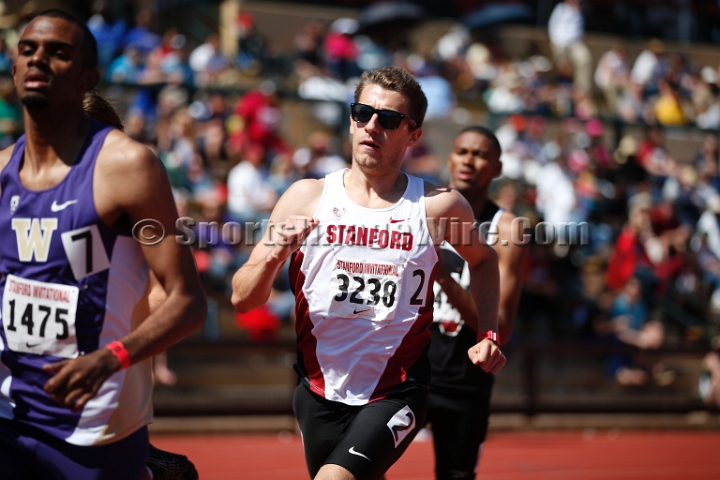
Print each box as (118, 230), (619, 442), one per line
(2, 275), (79, 358)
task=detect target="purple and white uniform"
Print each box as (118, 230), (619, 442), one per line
(0, 121), (152, 447)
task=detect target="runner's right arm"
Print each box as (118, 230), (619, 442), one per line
(231, 179), (322, 312)
(435, 248), (478, 332)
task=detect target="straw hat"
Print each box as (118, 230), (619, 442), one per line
(613, 135), (638, 164)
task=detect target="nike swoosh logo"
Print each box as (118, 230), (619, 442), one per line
(51, 200), (78, 212)
(26, 342), (41, 348)
(353, 308), (371, 314)
(348, 446), (371, 462)
(389, 218), (406, 223)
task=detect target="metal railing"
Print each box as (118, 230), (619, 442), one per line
(153, 339), (713, 417)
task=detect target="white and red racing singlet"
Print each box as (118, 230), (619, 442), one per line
(289, 169), (438, 405)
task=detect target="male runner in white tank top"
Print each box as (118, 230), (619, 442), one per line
(232, 66), (506, 480)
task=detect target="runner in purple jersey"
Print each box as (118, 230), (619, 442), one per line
(0, 10), (205, 479)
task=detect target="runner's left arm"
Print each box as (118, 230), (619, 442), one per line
(43, 134), (206, 411)
(426, 187), (505, 374)
(495, 212), (528, 345)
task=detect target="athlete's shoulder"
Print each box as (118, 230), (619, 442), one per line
(97, 128), (158, 173)
(283, 177), (325, 200)
(424, 183), (469, 218)
(496, 207), (522, 234)
(497, 206), (518, 221)
(0, 142), (16, 175)
(93, 129), (168, 213)
(272, 177), (325, 219)
(493, 207), (528, 255)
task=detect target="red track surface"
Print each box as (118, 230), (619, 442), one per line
(151, 430), (720, 479)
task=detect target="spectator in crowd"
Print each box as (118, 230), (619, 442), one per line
(609, 276), (666, 386)
(631, 38), (668, 99)
(700, 349), (720, 407)
(695, 134), (720, 193)
(189, 33), (230, 87)
(162, 105), (211, 194)
(121, 8), (161, 59)
(654, 79), (687, 126)
(485, 58), (524, 114)
(323, 17), (360, 81)
(86, 0), (126, 73)
(190, 93), (230, 168)
(226, 142), (278, 225)
(236, 12), (267, 75)
(291, 131), (347, 180)
(617, 78), (650, 123)
(124, 109), (152, 146)
(455, 40), (491, 93)
(0, 77), (19, 150)
(136, 47), (165, 84)
(695, 216), (720, 313)
(637, 126), (676, 202)
(106, 45), (141, 83)
(672, 165), (705, 228)
(693, 66), (720, 129)
(697, 195), (720, 273)
(228, 81), (289, 158)
(0, 36), (13, 73)
(159, 33), (195, 87)
(594, 43), (629, 114)
(548, 0), (592, 94)
(294, 18), (325, 72)
(606, 194), (656, 291)
(535, 152), (578, 226)
(406, 54), (455, 120)
(192, 189), (238, 293)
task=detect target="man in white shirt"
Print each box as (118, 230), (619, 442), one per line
(630, 38), (667, 98)
(548, 0), (592, 93)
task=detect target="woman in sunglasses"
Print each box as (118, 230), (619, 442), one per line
(232, 66), (505, 480)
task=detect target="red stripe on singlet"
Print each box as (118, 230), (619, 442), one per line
(370, 266), (436, 401)
(289, 251), (326, 396)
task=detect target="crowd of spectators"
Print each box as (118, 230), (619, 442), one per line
(1, 2), (720, 389)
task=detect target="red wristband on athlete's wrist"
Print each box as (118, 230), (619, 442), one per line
(106, 341), (131, 370)
(477, 330), (499, 345)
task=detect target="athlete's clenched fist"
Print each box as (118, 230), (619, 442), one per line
(468, 339), (506, 374)
(268, 215), (320, 262)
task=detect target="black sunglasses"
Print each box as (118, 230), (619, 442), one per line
(350, 103), (417, 130)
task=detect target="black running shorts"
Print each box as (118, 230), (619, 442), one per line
(293, 382), (429, 480)
(426, 373), (494, 480)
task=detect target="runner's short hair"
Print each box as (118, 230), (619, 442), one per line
(457, 126), (502, 157)
(354, 66), (427, 128)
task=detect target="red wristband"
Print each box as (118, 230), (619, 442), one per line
(477, 330), (499, 345)
(106, 341), (131, 370)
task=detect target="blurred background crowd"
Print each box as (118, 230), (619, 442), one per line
(2, 0), (720, 407)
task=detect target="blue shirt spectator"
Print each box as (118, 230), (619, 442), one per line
(87, 7), (126, 72)
(107, 46), (141, 83)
